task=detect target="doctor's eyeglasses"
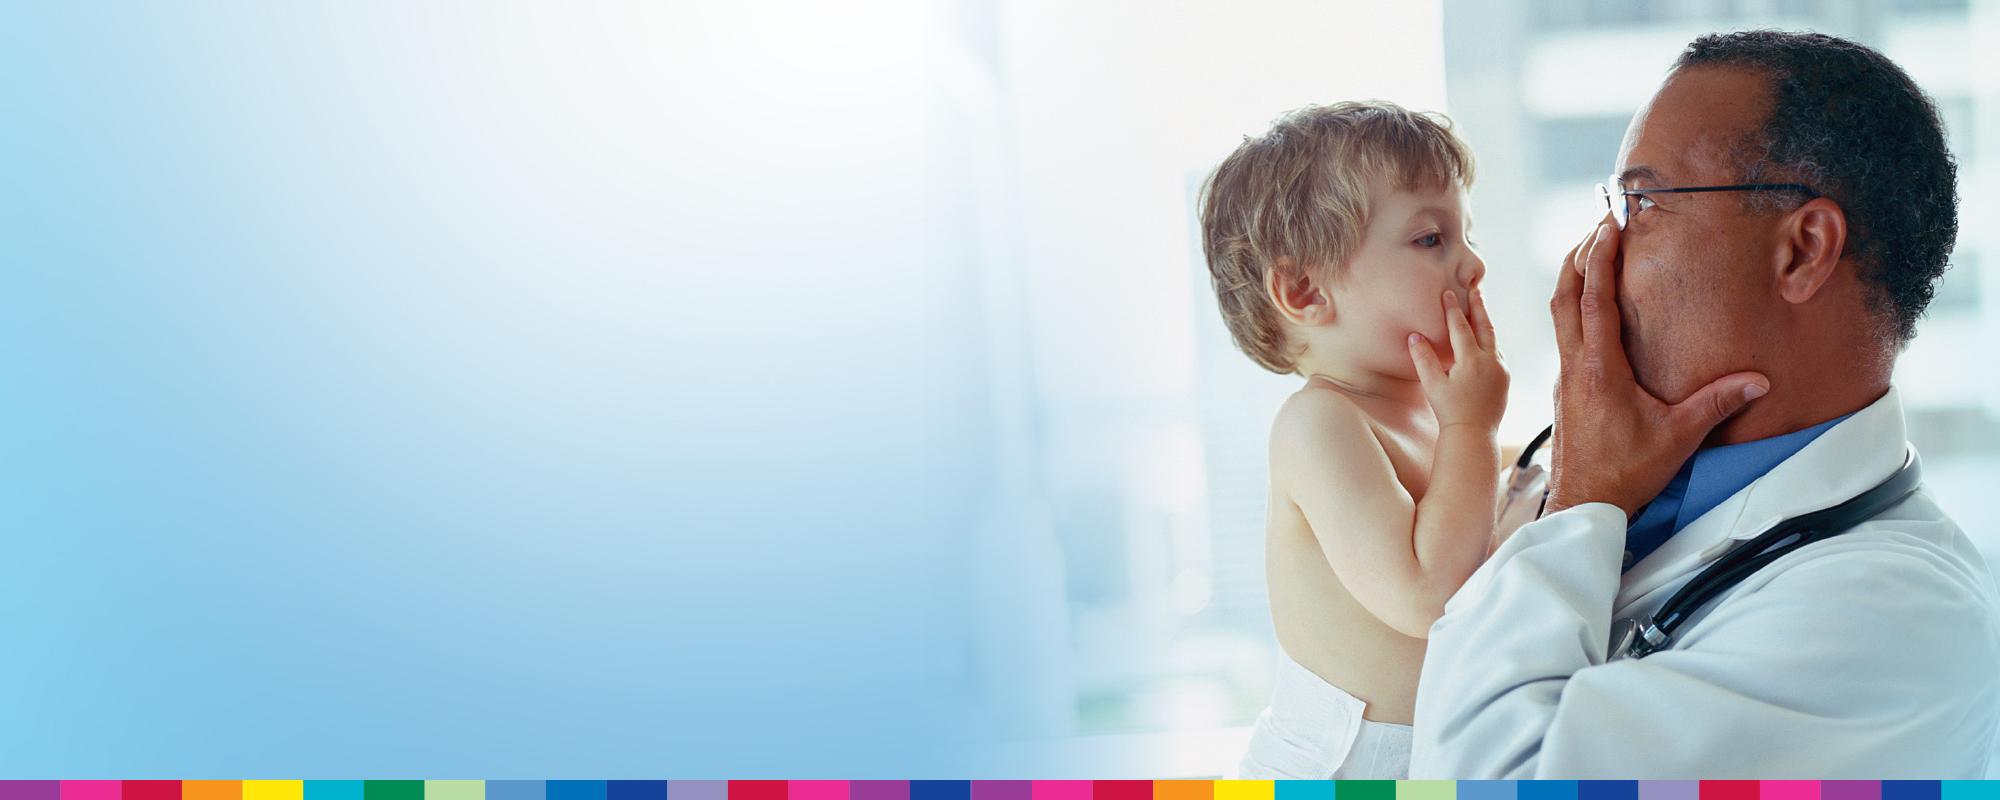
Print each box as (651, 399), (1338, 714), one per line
(1597, 175), (1819, 230)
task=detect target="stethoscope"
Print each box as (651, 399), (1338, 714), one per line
(1511, 423), (1923, 660)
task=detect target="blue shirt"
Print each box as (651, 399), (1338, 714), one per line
(1621, 413), (1854, 572)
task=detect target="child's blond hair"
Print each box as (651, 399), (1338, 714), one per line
(1198, 101), (1476, 374)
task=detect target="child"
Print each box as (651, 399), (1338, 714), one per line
(1198, 102), (1507, 779)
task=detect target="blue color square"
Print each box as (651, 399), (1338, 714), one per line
(489, 784), (546, 800)
(1521, 783), (1578, 800)
(1457, 783), (1516, 800)
(1579, 784), (1636, 800)
(307, 783), (364, 800)
(910, 784), (968, 800)
(1884, 784), (1939, 800)
(550, 783), (608, 800)
(1277, 783), (1333, 800)
(610, 785), (666, 800)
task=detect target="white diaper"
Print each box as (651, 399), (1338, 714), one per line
(1236, 651), (1413, 779)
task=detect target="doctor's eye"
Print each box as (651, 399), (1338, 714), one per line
(1416, 233), (1443, 248)
(1635, 194), (1659, 214)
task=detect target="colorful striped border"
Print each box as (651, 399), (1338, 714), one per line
(0, 782), (1993, 800)
(0, 780), (1992, 800)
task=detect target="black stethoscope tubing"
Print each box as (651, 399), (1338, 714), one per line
(1514, 423), (1923, 659)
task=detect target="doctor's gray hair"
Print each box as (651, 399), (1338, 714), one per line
(1676, 30), (1959, 346)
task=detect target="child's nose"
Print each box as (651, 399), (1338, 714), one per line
(1461, 250), (1487, 289)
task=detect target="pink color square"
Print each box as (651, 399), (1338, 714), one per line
(1030, 785), (1089, 800)
(61, 785), (119, 800)
(791, 785), (849, 800)
(1761, 785), (1817, 800)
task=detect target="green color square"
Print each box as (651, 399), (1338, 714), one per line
(1397, 783), (1454, 800)
(1336, 783), (1395, 800)
(426, 784), (484, 800)
(365, 783), (423, 800)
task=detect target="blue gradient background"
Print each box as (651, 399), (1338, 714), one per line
(0, 1), (1008, 775)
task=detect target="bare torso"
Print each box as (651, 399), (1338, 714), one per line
(1267, 392), (1438, 724)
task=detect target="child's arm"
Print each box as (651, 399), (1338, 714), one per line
(1274, 289), (1509, 639)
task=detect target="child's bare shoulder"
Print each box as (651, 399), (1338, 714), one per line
(1269, 381), (1393, 484)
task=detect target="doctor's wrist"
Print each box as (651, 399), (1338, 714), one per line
(1540, 494), (1638, 522)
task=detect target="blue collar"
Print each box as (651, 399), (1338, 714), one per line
(1622, 412), (1854, 572)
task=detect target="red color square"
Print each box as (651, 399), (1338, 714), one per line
(731, 784), (787, 800)
(1701, 783), (1758, 800)
(123, 785), (180, 800)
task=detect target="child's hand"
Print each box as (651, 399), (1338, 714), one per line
(1408, 288), (1509, 431)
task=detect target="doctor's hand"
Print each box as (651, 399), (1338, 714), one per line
(1541, 220), (1770, 519)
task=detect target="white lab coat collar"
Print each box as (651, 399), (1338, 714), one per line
(1615, 385), (1909, 611)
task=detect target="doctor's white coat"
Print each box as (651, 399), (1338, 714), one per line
(1410, 387), (2000, 778)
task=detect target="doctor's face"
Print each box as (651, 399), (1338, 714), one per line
(1608, 66), (1788, 404)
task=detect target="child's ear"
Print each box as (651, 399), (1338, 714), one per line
(1265, 257), (1334, 325)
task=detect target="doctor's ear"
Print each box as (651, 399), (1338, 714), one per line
(1265, 257), (1335, 326)
(1773, 196), (1849, 304)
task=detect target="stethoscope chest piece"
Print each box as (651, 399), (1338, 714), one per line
(1607, 616), (1670, 661)
(1607, 618), (1640, 661)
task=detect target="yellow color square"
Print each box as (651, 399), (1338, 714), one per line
(243, 783), (302, 800)
(1215, 782), (1274, 800)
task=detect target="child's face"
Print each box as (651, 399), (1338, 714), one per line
(1330, 179), (1485, 379)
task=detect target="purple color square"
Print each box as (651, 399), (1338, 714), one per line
(853, 785), (909, 800)
(972, 785), (1029, 800)
(1, 785), (61, 800)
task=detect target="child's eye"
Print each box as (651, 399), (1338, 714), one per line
(1415, 233), (1443, 248)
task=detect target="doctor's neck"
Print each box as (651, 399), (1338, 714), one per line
(1700, 367), (1891, 448)
(1693, 275), (1906, 446)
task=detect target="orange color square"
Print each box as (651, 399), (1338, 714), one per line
(184, 783), (243, 800)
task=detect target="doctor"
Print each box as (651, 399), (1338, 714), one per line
(1411, 31), (2000, 778)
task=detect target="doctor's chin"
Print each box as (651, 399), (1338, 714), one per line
(10, 0), (2000, 787)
